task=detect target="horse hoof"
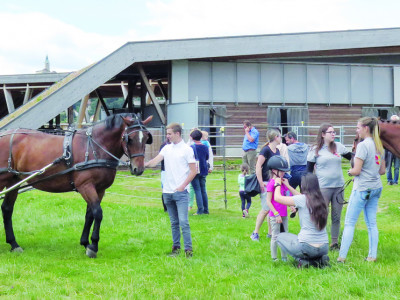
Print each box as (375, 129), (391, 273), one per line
(11, 247), (24, 253)
(86, 247), (97, 258)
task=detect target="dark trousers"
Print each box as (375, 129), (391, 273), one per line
(239, 191), (252, 211)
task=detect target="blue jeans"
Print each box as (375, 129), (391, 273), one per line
(289, 166), (306, 190)
(277, 232), (328, 260)
(191, 175), (209, 214)
(239, 191), (252, 211)
(339, 188), (382, 259)
(386, 153), (400, 184)
(163, 191), (192, 250)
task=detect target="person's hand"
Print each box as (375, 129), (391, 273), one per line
(347, 169), (353, 177)
(259, 181), (266, 193)
(208, 169), (213, 174)
(290, 206), (296, 213)
(276, 215), (282, 224)
(175, 186), (185, 192)
(275, 178), (282, 185)
(244, 126), (250, 133)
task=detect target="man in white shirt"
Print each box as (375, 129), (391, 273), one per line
(145, 123), (197, 257)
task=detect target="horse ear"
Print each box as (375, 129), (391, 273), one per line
(121, 116), (134, 126)
(143, 115), (153, 125)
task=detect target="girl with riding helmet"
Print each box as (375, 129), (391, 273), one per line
(250, 129), (282, 241)
(307, 124), (352, 251)
(274, 172), (330, 268)
(337, 117), (386, 263)
(265, 155), (294, 262)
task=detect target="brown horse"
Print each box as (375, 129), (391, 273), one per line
(0, 113), (152, 258)
(352, 119), (400, 159)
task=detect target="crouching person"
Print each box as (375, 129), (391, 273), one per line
(274, 173), (330, 268)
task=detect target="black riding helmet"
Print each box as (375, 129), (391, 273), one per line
(267, 155), (290, 172)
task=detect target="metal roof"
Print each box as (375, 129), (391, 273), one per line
(2, 27), (400, 130)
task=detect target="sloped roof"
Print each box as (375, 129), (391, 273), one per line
(2, 27), (400, 130)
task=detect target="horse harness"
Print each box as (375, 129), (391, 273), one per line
(0, 121), (151, 191)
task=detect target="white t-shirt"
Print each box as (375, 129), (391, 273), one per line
(159, 140), (196, 193)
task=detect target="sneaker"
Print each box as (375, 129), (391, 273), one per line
(250, 232), (259, 241)
(272, 258), (278, 262)
(243, 209), (249, 218)
(337, 257), (346, 263)
(388, 182), (393, 185)
(297, 259), (310, 268)
(319, 255), (330, 268)
(330, 243), (340, 251)
(365, 257), (376, 262)
(185, 249), (193, 258)
(282, 257), (288, 262)
(168, 247), (181, 257)
(242, 214), (246, 218)
(266, 233), (272, 239)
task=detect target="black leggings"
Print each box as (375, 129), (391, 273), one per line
(239, 191), (252, 211)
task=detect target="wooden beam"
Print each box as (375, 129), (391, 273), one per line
(95, 89), (110, 116)
(23, 84), (32, 104)
(3, 85), (15, 113)
(157, 80), (168, 100)
(93, 99), (102, 122)
(137, 64), (166, 124)
(77, 95), (90, 128)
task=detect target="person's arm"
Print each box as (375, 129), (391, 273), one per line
(145, 154), (164, 168)
(347, 157), (363, 176)
(256, 155), (266, 192)
(176, 163), (197, 192)
(273, 178), (296, 206)
(266, 191), (282, 223)
(342, 152), (353, 161)
(281, 178), (301, 195)
(379, 156), (386, 175)
(245, 127), (255, 142)
(307, 161), (315, 173)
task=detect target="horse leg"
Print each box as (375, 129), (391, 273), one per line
(1, 190), (23, 252)
(78, 186), (104, 258)
(80, 204), (94, 248)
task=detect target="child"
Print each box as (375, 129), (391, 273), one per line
(265, 155), (293, 262)
(201, 130), (213, 173)
(238, 163), (252, 218)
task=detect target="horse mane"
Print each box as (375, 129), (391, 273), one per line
(379, 119), (400, 125)
(104, 113), (139, 130)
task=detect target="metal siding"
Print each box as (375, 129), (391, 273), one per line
(351, 66), (373, 104)
(261, 64), (283, 103)
(284, 64), (306, 103)
(171, 60), (189, 103)
(329, 65), (350, 104)
(307, 65), (328, 104)
(167, 102), (198, 130)
(394, 67), (400, 107)
(212, 62), (235, 102)
(237, 63), (258, 102)
(188, 61), (211, 101)
(372, 67), (393, 105)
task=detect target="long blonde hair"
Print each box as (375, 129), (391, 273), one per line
(358, 117), (384, 154)
(261, 129), (280, 148)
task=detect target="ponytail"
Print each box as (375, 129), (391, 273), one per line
(358, 117), (383, 155)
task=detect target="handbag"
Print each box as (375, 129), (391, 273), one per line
(191, 145), (201, 174)
(244, 174), (260, 197)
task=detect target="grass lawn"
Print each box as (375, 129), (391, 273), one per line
(0, 160), (399, 298)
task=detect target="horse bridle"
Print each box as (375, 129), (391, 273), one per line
(121, 122), (153, 159)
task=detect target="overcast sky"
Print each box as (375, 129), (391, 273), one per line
(1, 0), (400, 75)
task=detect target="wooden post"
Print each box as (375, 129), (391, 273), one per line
(137, 64), (166, 124)
(77, 95), (90, 128)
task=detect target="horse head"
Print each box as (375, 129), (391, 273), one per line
(121, 115), (153, 175)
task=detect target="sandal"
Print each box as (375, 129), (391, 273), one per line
(365, 257), (377, 262)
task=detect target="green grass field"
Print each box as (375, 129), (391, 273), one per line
(0, 161), (399, 298)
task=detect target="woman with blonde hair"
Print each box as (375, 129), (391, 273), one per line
(250, 128), (282, 241)
(337, 117), (385, 263)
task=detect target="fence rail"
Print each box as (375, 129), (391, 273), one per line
(145, 124), (357, 160)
